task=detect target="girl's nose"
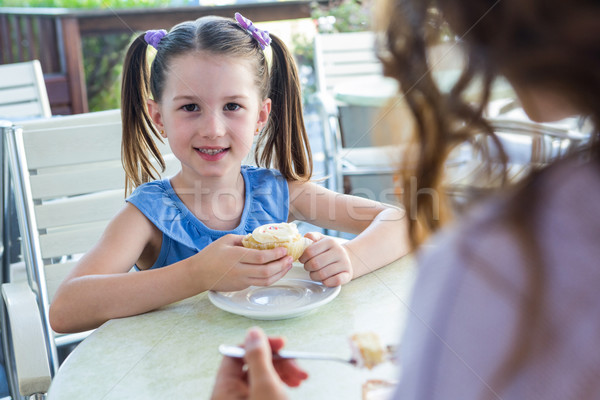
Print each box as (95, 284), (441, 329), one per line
(201, 111), (227, 139)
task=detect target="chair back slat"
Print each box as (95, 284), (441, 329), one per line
(22, 123), (122, 169)
(39, 222), (109, 261)
(0, 60), (51, 119)
(0, 101), (47, 120)
(314, 32), (381, 94)
(21, 123), (171, 170)
(316, 31), (376, 50)
(28, 154), (178, 201)
(0, 86), (42, 104)
(34, 189), (125, 230)
(30, 162), (124, 200)
(0, 61), (45, 87)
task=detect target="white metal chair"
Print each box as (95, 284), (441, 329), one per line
(0, 110), (178, 399)
(444, 116), (591, 211)
(0, 61), (51, 121)
(313, 31), (410, 205)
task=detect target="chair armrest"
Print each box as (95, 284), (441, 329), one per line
(2, 283), (51, 396)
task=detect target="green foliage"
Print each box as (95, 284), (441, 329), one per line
(83, 33), (134, 111)
(311, 0), (371, 33)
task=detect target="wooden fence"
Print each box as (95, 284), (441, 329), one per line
(0, 2), (321, 115)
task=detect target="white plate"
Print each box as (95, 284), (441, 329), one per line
(208, 266), (341, 320)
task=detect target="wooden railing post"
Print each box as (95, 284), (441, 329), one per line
(59, 16), (88, 114)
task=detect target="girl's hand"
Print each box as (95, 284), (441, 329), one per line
(298, 232), (352, 287)
(197, 234), (293, 292)
(211, 327), (308, 400)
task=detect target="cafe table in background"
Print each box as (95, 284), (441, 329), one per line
(47, 255), (417, 400)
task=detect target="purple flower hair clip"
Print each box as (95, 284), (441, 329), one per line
(145, 29), (167, 50)
(234, 12), (271, 50)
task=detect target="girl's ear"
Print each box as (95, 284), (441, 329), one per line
(147, 99), (167, 138)
(257, 98), (272, 131)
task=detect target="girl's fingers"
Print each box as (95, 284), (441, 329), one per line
(221, 234), (246, 246)
(321, 271), (351, 287)
(299, 237), (334, 264)
(240, 246), (289, 265)
(302, 250), (341, 274)
(303, 231), (324, 242)
(307, 261), (345, 282)
(247, 258), (293, 286)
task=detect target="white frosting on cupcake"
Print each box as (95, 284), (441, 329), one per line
(250, 222), (299, 243)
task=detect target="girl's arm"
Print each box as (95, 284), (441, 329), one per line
(50, 204), (292, 333)
(49, 204), (195, 333)
(288, 181), (410, 286)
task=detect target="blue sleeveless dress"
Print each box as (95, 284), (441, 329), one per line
(126, 166), (289, 269)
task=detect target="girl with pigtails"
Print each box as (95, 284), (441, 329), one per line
(49, 14), (408, 334)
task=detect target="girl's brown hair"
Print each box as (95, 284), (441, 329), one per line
(377, 0), (600, 396)
(121, 16), (312, 195)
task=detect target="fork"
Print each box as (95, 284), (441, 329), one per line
(219, 344), (358, 365)
(218, 344), (398, 366)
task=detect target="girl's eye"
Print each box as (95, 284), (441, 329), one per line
(182, 104), (199, 112)
(224, 103), (241, 111)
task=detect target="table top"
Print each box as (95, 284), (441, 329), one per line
(48, 255), (417, 400)
(333, 71), (464, 108)
(333, 70), (514, 108)
(333, 75), (400, 108)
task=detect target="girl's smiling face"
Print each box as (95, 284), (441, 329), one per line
(148, 52), (270, 181)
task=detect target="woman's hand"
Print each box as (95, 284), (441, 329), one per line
(195, 234), (293, 292)
(299, 232), (352, 287)
(211, 327), (309, 400)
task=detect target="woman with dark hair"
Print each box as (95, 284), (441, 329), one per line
(212, 0), (600, 399)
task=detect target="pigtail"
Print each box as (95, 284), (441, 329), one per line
(121, 34), (166, 196)
(258, 35), (313, 182)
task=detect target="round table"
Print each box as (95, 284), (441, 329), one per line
(47, 256), (416, 400)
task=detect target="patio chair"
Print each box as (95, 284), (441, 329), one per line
(0, 109), (178, 399)
(313, 33), (520, 205)
(313, 31), (406, 204)
(0, 60), (51, 121)
(444, 116), (591, 211)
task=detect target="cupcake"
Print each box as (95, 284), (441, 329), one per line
(242, 222), (312, 262)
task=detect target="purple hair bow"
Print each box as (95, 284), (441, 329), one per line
(234, 12), (271, 50)
(145, 29), (167, 50)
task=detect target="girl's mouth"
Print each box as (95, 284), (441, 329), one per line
(195, 147), (229, 161)
(197, 148), (226, 155)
